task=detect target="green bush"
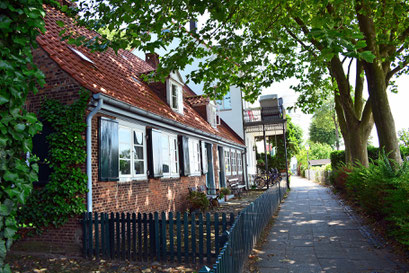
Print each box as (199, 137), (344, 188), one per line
(219, 187), (231, 199)
(187, 191), (209, 212)
(344, 154), (409, 246)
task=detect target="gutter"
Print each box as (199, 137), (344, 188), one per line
(86, 93), (103, 212)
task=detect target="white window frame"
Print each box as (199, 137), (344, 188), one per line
(167, 78), (184, 114)
(231, 150), (237, 175)
(238, 151), (243, 174)
(188, 138), (201, 176)
(224, 149), (231, 175)
(161, 132), (179, 178)
(118, 121), (147, 181)
(207, 102), (217, 128)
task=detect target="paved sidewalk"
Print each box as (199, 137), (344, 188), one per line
(253, 176), (408, 273)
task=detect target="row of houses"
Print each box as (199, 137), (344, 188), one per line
(20, 4), (250, 252)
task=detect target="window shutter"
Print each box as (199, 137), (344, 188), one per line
(201, 141), (208, 174)
(178, 135), (190, 176)
(218, 146), (226, 187)
(147, 128), (163, 178)
(99, 117), (119, 181)
(32, 121), (53, 185)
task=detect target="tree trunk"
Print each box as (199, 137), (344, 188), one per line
(363, 62), (402, 165)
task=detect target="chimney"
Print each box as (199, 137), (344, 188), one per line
(190, 20), (197, 33)
(145, 52), (159, 69)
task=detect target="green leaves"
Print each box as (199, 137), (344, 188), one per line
(360, 51), (376, 63)
(19, 90), (89, 233)
(1, 0), (45, 270)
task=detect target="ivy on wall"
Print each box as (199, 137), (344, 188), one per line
(19, 90), (90, 233)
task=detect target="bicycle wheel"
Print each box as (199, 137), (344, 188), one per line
(254, 176), (266, 189)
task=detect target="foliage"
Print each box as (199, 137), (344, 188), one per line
(398, 129), (409, 148)
(187, 191), (209, 212)
(18, 90), (89, 233)
(257, 116), (302, 171)
(309, 100), (340, 149)
(296, 142), (333, 173)
(344, 154), (409, 246)
(219, 188), (231, 200)
(331, 146), (409, 170)
(0, 0), (47, 271)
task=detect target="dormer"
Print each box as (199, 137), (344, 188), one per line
(166, 71), (184, 114)
(185, 95), (219, 128)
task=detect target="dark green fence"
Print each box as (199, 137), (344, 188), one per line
(82, 211), (234, 264)
(201, 179), (286, 272)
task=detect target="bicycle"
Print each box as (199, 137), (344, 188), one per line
(254, 168), (282, 189)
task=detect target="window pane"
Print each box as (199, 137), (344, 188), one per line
(172, 85), (178, 109)
(120, 159), (131, 175)
(134, 160), (144, 175)
(119, 127), (131, 143)
(224, 93), (231, 109)
(119, 144), (131, 159)
(162, 135), (170, 173)
(134, 146), (144, 160)
(134, 131), (143, 145)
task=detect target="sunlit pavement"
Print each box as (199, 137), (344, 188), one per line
(253, 176), (408, 273)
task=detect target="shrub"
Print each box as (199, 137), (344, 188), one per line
(187, 191), (209, 212)
(331, 165), (352, 192)
(345, 154), (409, 246)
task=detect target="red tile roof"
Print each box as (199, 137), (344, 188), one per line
(38, 5), (244, 146)
(185, 95), (210, 106)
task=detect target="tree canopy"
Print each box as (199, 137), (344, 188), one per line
(309, 100), (341, 149)
(74, 0), (409, 166)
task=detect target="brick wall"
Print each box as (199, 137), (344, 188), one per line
(90, 113), (207, 213)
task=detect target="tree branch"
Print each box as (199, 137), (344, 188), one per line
(284, 26), (317, 57)
(386, 58), (409, 83)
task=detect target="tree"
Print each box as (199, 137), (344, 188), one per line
(309, 100), (341, 149)
(74, 0), (408, 166)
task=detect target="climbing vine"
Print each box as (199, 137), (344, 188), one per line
(19, 90), (89, 233)
(0, 0), (46, 272)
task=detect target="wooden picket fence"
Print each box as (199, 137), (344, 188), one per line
(82, 211), (234, 264)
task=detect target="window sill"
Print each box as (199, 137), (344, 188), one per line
(161, 177), (180, 182)
(119, 176), (148, 182)
(189, 172), (202, 177)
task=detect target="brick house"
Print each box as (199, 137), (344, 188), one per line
(18, 5), (246, 253)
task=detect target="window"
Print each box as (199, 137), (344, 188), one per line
(207, 103), (217, 128)
(161, 133), (179, 177)
(216, 92), (232, 110)
(224, 149), (231, 175)
(189, 138), (201, 175)
(171, 84), (179, 110)
(167, 78), (184, 114)
(231, 150), (236, 175)
(237, 151), (243, 174)
(119, 124), (146, 180)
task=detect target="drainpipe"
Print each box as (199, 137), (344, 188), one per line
(86, 93), (103, 212)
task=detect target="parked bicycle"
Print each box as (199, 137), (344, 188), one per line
(254, 168), (282, 189)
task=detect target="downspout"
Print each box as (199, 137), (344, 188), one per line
(86, 93), (103, 212)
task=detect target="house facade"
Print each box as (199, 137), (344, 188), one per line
(19, 5), (245, 253)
